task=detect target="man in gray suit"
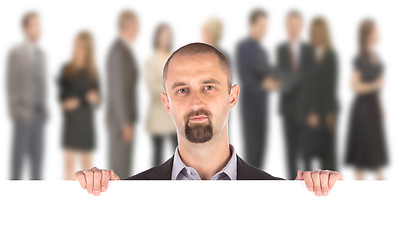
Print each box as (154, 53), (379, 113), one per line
(7, 12), (47, 180)
(106, 10), (139, 179)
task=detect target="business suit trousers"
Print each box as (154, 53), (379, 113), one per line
(151, 134), (177, 167)
(282, 116), (303, 180)
(11, 110), (44, 180)
(108, 127), (134, 179)
(242, 118), (267, 170)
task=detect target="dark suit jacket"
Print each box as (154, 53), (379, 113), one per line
(276, 42), (316, 123)
(311, 48), (339, 117)
(236, 38), (270, 120)
(123, 155), (284, 180)
(106, 39), (139, 128)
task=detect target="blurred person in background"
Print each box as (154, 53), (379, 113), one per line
(145, 23), (177, 167)
(58, 31), (101, 180)
(6, 12), (48, 180)
(345, 19), (388, 180)
(236, 9), (281, 170)
(106, 10), (139, 179)
(276, 10), (316, 179)
(301, 17), (339, 171)
(202, 17), (231, 64)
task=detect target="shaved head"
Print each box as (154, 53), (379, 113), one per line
(163, 42), (232, 93)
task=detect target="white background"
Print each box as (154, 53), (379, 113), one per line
(1, 181), (394, 239)
(0, 0), (394, 180)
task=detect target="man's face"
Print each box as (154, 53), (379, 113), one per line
(24, 16), (41, 43)
(251, 16), (267, 40)
(286, 16), (302, 41)
(161, 53), (239, 144)
(124, 20), (139, 42)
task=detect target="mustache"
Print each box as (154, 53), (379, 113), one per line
(184, 109), (211, 122)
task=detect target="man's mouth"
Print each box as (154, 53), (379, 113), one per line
(188, 115), (208, 123)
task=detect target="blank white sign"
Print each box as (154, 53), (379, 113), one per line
(1, 181), (394, 240)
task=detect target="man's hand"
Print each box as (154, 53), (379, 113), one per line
(72, 167), (120, 196)
(296, 169), (343, 197)
(307, 113), (319, 128)
(123, 125), (133, 143)
(262, 76), (282, 91)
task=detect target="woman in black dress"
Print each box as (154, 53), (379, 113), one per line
(345, 19), (387, 180)
(302, 17), (339, 171)
(58, 31), (101, 179)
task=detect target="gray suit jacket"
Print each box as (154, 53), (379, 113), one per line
(6, 43), (47, 124)
(106, 39), (139, 129)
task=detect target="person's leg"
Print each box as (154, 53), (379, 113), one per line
(355, 168), (365, 180)
(242, 118), (264, 169)
(10, 121), (28, 180)
(283, 117), (298, 179)
(28, 112), (44, 180)
(64, 149), (75, 180)
(81, 151), (92, 170)
(108, 127), (131, 179)
(152, 135), (163, 167)
(375, 168), (385, 180)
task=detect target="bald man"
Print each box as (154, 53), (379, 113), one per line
(73, 42), (342, 197)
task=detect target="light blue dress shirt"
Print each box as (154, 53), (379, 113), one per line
(171, 144), (237, 180)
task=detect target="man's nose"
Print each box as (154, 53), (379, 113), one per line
(189, 91), (205, 108)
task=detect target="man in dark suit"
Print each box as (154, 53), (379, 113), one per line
(276, 10), (316, 179)
(73, 43), (341, 197)
(106, 10), (139, 179)
(236, 9), (281, 170)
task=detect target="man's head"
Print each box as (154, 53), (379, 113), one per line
(249, 8), (268, 41)
(118, 10), (139, 43)
(161, 43), (239, 144)
(22, 12), (41, 43)
(286, 10), (303, 41)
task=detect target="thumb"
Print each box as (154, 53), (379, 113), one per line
(109, 169), (120, 180)
(295, 170), (303, 180)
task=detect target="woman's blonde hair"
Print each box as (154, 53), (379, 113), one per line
(310, 16), (332, 50)
(203, 18), (223, 44)
(65, 31), (98, 81)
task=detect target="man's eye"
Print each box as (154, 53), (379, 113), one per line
(178, 89), (187, 94)
(204, 86), (214, 90)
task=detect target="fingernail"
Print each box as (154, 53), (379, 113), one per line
(309, 187), (314, 191)
(316, 191), (321, 195)
(88, 189), (92, 193)
(101, 187), (106, 192)
(323, 192), (328, 196)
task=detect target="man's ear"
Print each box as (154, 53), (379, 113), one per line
(161, 92), (171, 114)
(229, 84), (239, 109)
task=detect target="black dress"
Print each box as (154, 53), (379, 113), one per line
(301, 48), (339, 171)
(58, 66), (100, 151)
(345, 54), (388, 169)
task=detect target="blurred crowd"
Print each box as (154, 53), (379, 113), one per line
(5, 8), (388, 180)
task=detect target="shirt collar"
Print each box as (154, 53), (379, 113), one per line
(171, 144), (238, 180)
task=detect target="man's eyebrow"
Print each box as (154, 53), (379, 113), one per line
(171, 81), (188, 90)
(202, 79), (221, 85)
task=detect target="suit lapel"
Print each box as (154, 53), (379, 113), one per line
(146, 156), (174, 180)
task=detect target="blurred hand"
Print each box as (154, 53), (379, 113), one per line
(325, 113), (335, 131)
(307, 113), (319, 128)
(72, 167), (120, 196)
(123, 125), (133, 143)
(63, 97), (80, 111)
(262, 76), (281, 91)
(86, 90), (100, 105)
(296, 169), (343, 196)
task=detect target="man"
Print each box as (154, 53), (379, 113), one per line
(106, 10), (139, 179)
(236, 9), (281, 170)
(7, 12), (47, 180)
(73, 42), (342, 197)
(276, 10), (316, 179)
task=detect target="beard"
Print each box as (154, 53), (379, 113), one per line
(184, 109), (213, 143)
